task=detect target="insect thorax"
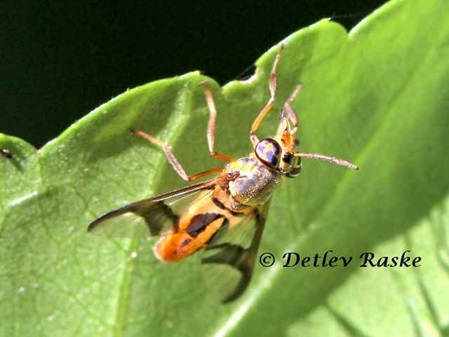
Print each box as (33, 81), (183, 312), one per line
(226, 157), (282, 207)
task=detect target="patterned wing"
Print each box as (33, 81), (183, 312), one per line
(87, 178), (217, 238)
(201, 200), (272, 303)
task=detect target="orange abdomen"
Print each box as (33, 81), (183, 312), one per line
(153, 233), (195, 262)
(154, 211), (227, 262)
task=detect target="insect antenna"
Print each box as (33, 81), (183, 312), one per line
(295, 153), (358, 170)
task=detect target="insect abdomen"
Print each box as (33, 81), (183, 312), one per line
(154, 203), (229, 262)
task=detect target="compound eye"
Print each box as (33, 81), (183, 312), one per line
(255, 138), (281, 168)
(282, 153), (294, 165)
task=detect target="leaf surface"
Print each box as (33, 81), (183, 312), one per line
(1, 0), (449, 336)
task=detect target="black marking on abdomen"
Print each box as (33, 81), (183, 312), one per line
(187, 213), (224, 237)
(211, 197), (245, 217)
(180, 238), (192, 247)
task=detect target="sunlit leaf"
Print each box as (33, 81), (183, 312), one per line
(1, 0), (448, 335)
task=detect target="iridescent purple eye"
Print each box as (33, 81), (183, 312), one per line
(255, 138), (281, 168)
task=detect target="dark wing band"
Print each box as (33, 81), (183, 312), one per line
(201, 200), (271, 303)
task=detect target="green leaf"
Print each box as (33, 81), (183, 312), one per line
(1, 0), (449, 336)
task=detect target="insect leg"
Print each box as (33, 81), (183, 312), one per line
(250, 44), (284, 146)
(282, 85), (302, 134)
(202, 83), (235, 163)
(133, 130), (224, 181)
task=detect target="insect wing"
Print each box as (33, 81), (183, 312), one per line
(201, 200), (271, 303)
(88, 178), (217, 238)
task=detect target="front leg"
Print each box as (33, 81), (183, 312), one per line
(133, 130), (223, 181)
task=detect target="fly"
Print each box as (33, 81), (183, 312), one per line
(88, 45), (358, 303)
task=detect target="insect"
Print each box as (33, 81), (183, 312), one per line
(88, 45), (358, 303)
(1, 148), (13, 159)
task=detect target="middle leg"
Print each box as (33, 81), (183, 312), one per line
(133, 130), (224, 181)
(250, 44), (284, 146)
(202, 82), (235, 163)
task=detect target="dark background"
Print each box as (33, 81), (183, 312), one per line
(1, 1), (389, 147)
